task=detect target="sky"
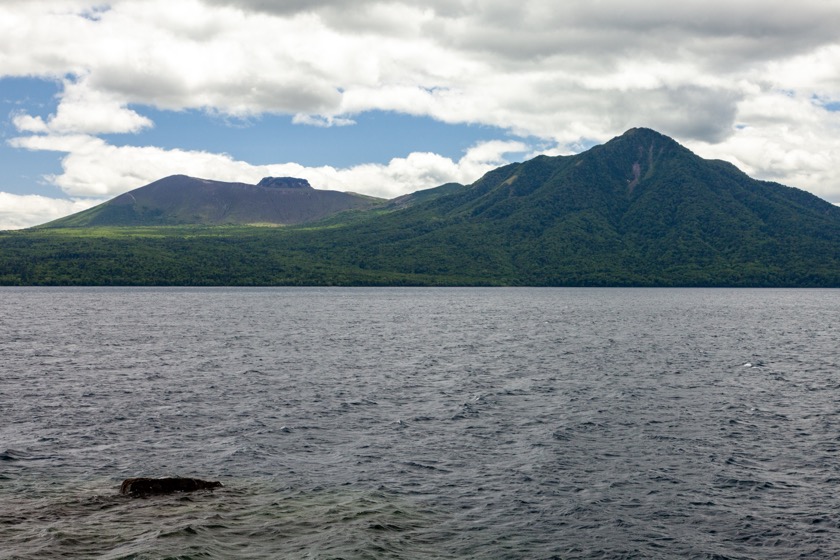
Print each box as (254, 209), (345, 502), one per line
(2, 0), (840, 229)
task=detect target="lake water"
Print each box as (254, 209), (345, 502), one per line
(1, 288), (839, 559)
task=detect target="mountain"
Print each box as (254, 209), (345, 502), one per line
(41, 175), (384, 227)
(279, 127), (840, 285)
(4, 127), (840, 286)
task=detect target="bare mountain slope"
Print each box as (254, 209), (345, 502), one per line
(43, 175), (384, 227)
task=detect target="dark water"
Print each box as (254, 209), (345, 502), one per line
(1, 288), (839, 559)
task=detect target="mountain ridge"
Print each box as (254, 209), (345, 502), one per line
(6, 127), (840, 286)
(290, 127), (840, 285)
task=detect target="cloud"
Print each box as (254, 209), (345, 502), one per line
(686, 91), (840, 203)
(0, 192), (102, 230)
(4, 0), (840, 142)
(291, 113), (356, 127)
(12, 78), (153, 135)
(10, 133), (528, 199)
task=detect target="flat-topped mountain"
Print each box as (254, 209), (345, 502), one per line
(43, 175), (383, 227)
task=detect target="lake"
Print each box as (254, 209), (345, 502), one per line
(1, 288), (839, 558)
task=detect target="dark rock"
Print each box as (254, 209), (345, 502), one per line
(120, 477), (223, 496)
(256, 176), (312, 189)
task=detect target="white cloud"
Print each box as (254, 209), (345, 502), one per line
(0, 192), (102, 230)
(291, 113), (356, 127)
(11, 113), (50, 134)
(9, 133), (107, 155)
(39, 80), (152, 134)
(11, 78), (154, 135)
(9, 133), (528, 200)
(687, 92), (840, 203)
(0, 0), (785, 139)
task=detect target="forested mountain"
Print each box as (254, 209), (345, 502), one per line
(3, 128), (840, 286)
(312, 127), (840, 285)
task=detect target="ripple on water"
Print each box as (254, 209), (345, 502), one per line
(0, 480), (443, 560)
(1, 287), (840, 558)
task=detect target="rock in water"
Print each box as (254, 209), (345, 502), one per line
(120, 477), (223, 496)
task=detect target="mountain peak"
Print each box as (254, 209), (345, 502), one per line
(611, 127), (678, 145)
(257, 177), (312, 189)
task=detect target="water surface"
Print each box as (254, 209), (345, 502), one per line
(1, 288), (839, 558)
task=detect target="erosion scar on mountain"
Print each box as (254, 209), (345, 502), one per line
(628, 162), (642, 193)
